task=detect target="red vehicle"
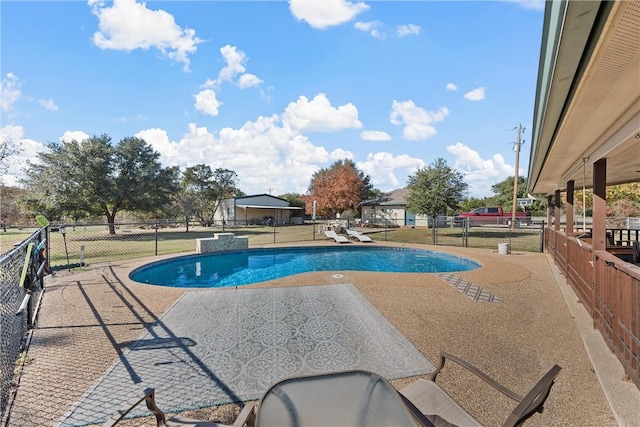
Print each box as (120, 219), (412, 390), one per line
(454, 206), (531, 227)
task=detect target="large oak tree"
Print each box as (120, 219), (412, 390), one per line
(22, 134), (179, 233)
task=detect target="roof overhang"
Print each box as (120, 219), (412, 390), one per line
(528, 0), (640, 195)
(235, 205), (303, 210)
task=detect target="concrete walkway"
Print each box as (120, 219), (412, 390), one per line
(4, 242), (638, 426)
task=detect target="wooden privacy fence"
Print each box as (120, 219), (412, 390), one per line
(546, 228), (639, 389)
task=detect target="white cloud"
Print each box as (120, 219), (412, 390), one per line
(116, 114), (148, 123)
(0, 72), (21, 112)
(360, 130), (391, 141)
(503, 0), (545, 11)
(354, 20), (385, 38)
(396, 24), (420, 37)
(282, 93), (362, 133)
(289, 0), (369, 29)
(354, 21), (376, 31)
(60, 130), (90, 142)
(212, 45), (263, 89)
(139, 119), (350, 195)
(217, 45), (247, 84)
(202, 79), (217, 89)
(194, 89), (221, 116)
(447, 142), (514, 197)
(89, 0), (203, 71)
(238, 73), (263, 89)
(0, 125), (48, 186)
(389, 100), (449, 140)
(446, 83), (458, 91)
(357, 152), (426, 190)
(38, 99), (59, 111)
(464, 87), (485, 101)
(135, 128), (179, 159)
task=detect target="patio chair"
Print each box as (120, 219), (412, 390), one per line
(102, 388), (255, 427)
(323, 229), (350, 243)
(399, 351), (561, 427)
(346, 229), (374, 242)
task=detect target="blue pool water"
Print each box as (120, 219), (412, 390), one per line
(130, 246), (480, 289)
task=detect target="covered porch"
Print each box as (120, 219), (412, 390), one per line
(528, 1), (640, 388)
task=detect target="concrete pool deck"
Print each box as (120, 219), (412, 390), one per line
(5, 242), (639, 426)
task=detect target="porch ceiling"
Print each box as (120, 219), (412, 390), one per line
(528, 0), (640, 195)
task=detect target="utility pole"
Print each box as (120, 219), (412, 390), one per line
(511, 124), (524, 230)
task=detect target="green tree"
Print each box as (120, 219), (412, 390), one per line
(489, 176), (527, 209)
(212, 168), (240, 224)
(457, 196), (491, 213)
(180, 165), (240, 226)
(181, 164), (217, 226)
(22, 134), (179, 234)
(0, 137), (22, 177)
(0, 186), (28, 229)
(278, 193), (306, 209)
(307, 159), (375, 216)
(405, 158), (468, 222)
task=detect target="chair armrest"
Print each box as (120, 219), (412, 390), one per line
(102, 388), (166, 427)
(431, 351), (523, 403)
(232, 402), (256, 427)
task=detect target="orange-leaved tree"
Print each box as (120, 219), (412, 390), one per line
(306, 159), (375, 217)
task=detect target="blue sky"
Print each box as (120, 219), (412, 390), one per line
(1, 0), (544, 197)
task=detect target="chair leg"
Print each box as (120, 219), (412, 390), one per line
(143, 389), (168, 427)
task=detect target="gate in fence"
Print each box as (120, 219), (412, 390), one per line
(431, 217), (545, 252)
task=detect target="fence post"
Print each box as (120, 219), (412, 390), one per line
(155, 222), (158, 256)
(540, 220), (545, 252)
(431, 217), (436, 245)
(463, 218), (468, 247)
(434, 218), (438, 245)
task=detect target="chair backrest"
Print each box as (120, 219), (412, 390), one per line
(503, 365), (561, 427)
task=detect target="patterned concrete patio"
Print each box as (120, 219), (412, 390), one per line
(56, 284), (434, 426)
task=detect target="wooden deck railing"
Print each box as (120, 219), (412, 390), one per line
(546, 228), (640, 389)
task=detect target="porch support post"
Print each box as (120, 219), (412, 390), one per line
(547, 195), (553, 227)
(592, 159), (607, 251)
(554, 190), (562, 231)
(566, 180), (575, 236)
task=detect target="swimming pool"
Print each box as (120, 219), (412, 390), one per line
(130, 246), (480, 289)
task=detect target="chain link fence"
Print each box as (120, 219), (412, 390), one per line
(38, 219), (546, 271)
(43, 221), (322, 270)
(367, 217), (545, 252)
(0, 228), (46, 422)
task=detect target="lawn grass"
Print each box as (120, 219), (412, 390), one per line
(41, 224), (320, 268)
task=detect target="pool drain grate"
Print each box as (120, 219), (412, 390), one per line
(436, 273), (502, 303)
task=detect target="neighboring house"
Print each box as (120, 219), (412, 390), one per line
(215, 194), (304, 226)
(361, 188), (430, 227)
